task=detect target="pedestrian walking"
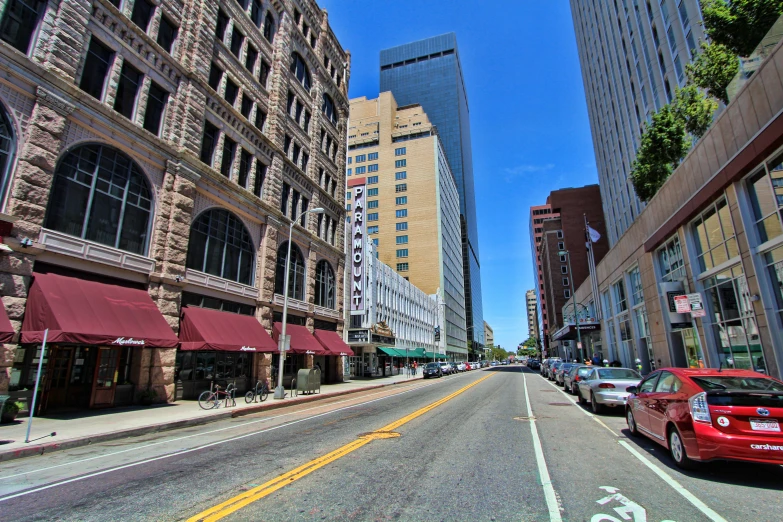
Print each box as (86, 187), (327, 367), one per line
(414, 361), (418, 375)
(591, 353), (601, 366)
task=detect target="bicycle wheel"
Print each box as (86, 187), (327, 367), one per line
(260, 385), (269, 402)
(245, 390), (255, 403)
(198, 391), (217, 410)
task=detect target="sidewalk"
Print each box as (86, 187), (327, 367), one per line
(0, 373), (423, 463)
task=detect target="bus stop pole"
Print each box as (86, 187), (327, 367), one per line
(25, 328), (48, 444)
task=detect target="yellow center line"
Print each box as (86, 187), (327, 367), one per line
(187, 373), (495, 522)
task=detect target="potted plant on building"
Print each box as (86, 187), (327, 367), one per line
(138, 387), (158, 406)
(1, 400), (24, 423)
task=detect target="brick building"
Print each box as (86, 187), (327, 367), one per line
(0, 0), (351, 411)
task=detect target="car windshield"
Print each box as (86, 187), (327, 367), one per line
(597, 369), (641, 379)
(577, 367), (593, 376)
(692, 376), (783, 392)
(425, 363), (439, 369)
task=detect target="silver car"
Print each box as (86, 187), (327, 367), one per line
(576, 367), (642, 414)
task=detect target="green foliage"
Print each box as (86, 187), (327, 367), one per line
(701, 0), (783, 57)
(630, 105), (688, 202)
(488, 345), (511, 361)
(672, 85), (720, 137)
(685, 42), (740, 104)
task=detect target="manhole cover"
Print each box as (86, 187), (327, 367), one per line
(548, 402), (572, 406)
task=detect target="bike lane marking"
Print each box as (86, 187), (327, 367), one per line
(0, 376), (466, 500)
(186, 373), (495, 522)
(529, 369), (728, 522)
(522, 371), (563, 522)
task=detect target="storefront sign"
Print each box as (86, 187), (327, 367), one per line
(240, 346), (256, 351)
(687, 293), (706, 317)
(348, 178), (367, 314)
(348, 329), (369, 343)
(113, 337), (145, 346)
(371, 333), (395, 346)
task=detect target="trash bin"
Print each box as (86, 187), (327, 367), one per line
(296, 368), (321, 395)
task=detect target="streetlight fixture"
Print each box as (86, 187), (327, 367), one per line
(559, 249), (583, 362)
(275, 207), (325, 399)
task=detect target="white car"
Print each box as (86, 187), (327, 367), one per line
(454, 362), (466, 372)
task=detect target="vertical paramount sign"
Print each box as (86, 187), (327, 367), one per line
(348, 177), (367, 314)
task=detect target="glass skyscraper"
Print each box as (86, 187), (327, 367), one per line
(380, 33), (484, 354)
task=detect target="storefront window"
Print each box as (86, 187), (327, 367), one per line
(658, 236), (686, 282)
(764, 245), (783, 324)
(176, 351), (252, 381)
(691, 198), (738, 272)
(703, 265), (764, 371)
(681, 329), (705, 369)
(628, 267), (644, 306)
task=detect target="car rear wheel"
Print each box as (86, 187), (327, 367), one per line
(626, 408), (639, 437)
(668, 426), (696, 469)
(591, 393), (604, 414)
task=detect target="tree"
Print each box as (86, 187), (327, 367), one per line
(685, 42), (739, 105)
(701, 0), (783, 57)
(672, 85), (720, 138)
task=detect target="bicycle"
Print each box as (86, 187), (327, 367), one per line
(198, 381), (236, 410)
(244, 379), (270, 403)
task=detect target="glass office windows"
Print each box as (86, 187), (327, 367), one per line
(657, 236), (686, 282)
(613, 279), (628, 313)
(692, 198), (738, 271)
(628, 266), (644, 306)
(746, 158), (783, 243)
(764, 245), (783, 325)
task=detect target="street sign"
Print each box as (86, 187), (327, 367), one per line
(691, 308), (707, 318)
(673, 295), (691, 314)
(278, 335), (290, 352)
(687, 292), (704, 311)
(577, 342), (583, 349)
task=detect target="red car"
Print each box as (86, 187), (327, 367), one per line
(625, 368), (783, 469)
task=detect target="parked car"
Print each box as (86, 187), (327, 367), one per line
(548, 360), (564, 380)
(626, 368), (783, 469)
(454, 361), (466, 372)
(423, 362), (443, 379)
(564, 365), (592, 395)
(576, 367), (642, 413)
(555, 363), (579, 386)
(527, 359), (541, 371)
(541, 358), (560, 377)
(439, 362), (454, 375)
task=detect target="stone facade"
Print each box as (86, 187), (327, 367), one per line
(0, 0), (349, 404)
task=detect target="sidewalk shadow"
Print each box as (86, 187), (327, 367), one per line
(27, 402), (177, 422)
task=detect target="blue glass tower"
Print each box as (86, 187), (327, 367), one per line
(380, 33), (484, 354)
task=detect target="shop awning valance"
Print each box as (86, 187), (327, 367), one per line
(377, 347), (398, 357)
(0, 301), (14, 344)
(273, 322), (329, 355)
(179, 307), (277, 353)
(21, 272), (178, 348)
(424, 351), (447, 359)
(313, 329), (355, 356)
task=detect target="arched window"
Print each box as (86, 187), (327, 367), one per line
(45, 144), (152, 255)
(263, 11), (276, 43)
(0, 102), (15, 209)
(186, 208), (255, 285)
(290, 52), (311, 92)
(322, 93), (337, 125)
(315, 260), (335, 309)
(274, 241), (306, 300)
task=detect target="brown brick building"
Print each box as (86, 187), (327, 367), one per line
(0, 0), (351, 412)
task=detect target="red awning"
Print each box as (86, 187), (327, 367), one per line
(273, 322), (329, 355)
(179, 307), (277, 352)
(21, 272), (178, 348)
(0, 301), (14, 344)
(313, 329), (354, 356)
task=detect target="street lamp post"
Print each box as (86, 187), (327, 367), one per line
(275, 207), (325, 400)
(559, 249), (582, 362)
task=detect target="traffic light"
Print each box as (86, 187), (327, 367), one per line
(434, 326), (441, 342)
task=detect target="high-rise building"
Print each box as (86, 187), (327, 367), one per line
(347, 92), (468, 357)
(484, 321), (494, 347)
(526, 290), (539, 343)
(529, 204), (560, 347)
(379, 33), (484, 357)
(569, 1), (706, 245)
(0, 0), (352, 410)
(530, 186), (608, 354)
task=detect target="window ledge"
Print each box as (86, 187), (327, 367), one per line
(314, 305), (339, 319)
(273, 293), (308, 312)
(39, 228), (155, 274)
(185, 268), (259, 299)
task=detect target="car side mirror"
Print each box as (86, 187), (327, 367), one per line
(626, 386), (638, 394)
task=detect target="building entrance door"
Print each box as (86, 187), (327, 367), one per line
(42, 346), (73, 411)
(90, 347), (121, 407)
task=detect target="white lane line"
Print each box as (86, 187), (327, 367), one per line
(540, 375), (618, 437)
(523, 372), (563, 522)
(619, 440), (728, 522)
(0, 376), (452, 486)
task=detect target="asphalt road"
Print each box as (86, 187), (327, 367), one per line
(1, 366), (782, 521)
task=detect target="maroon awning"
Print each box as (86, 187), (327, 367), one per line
(273, 322), (329, 355)
(0, 301), (14, 344)
(21, 272), (178, 348)
(179, 307), (277, 352)
(313, 329), (354, 356)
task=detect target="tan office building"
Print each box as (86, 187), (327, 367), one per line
(347, 92), (467, 357)
(526, 289), (539, 343)
(484, 321), (494, 347)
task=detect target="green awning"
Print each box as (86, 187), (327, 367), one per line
(425, 351), (448, 359)
(377, 347), (398, 356)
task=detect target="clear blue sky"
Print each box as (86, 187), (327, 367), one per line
(321, 0), (599, 352)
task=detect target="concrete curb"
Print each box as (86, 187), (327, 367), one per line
(0, 377), (422, 463)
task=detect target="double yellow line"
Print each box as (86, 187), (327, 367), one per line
(188, 373), (494, 522)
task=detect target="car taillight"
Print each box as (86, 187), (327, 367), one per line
(598, 383), (615, 389)
(689, 392), (712, 424)
(574, 376), (580, 382)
